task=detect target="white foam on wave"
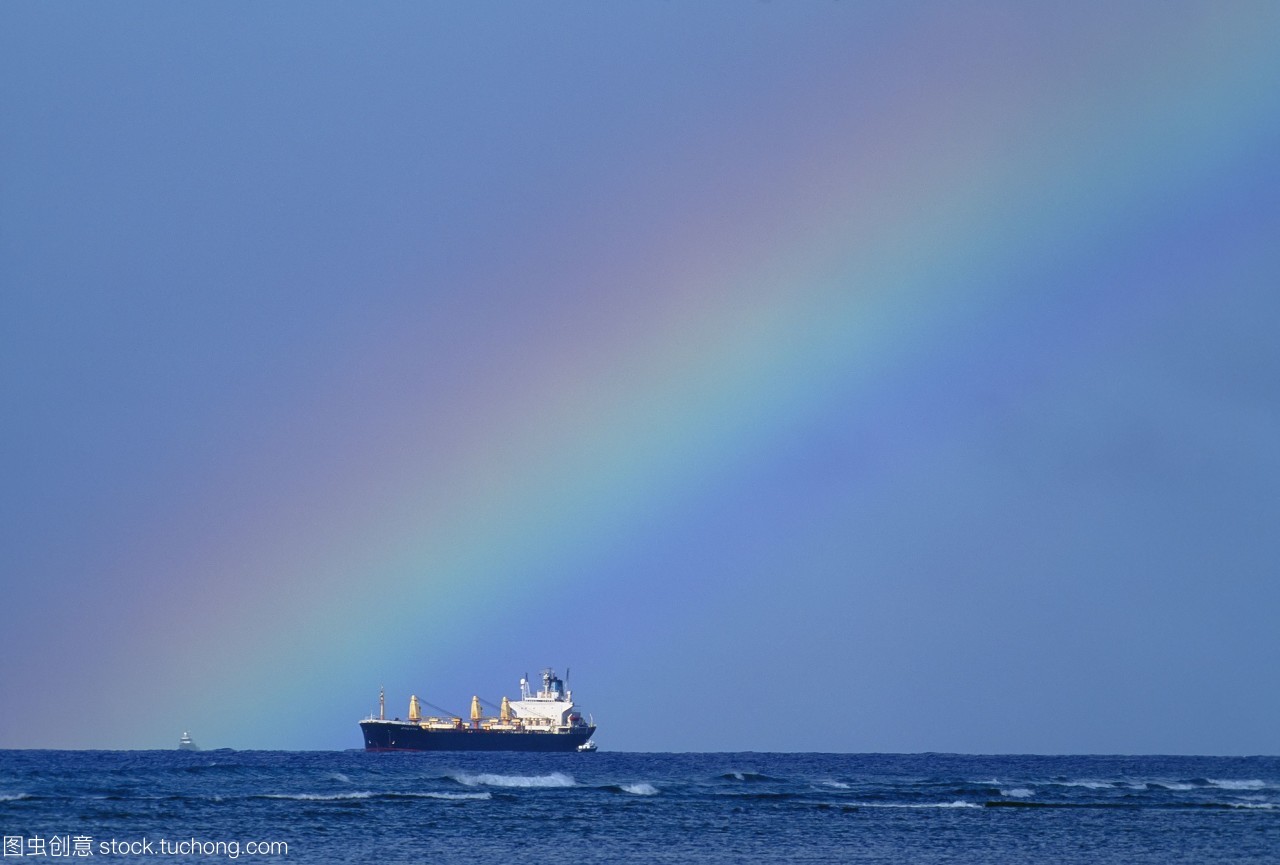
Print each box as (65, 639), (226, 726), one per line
(451, 772), (575, 788)
(999, 788), (1033, 798)
(620, 783), (658, 796)
(1059, 780), (1112, 790)
(820, 780), (851, 789)
(0, 793), (30, 802)
(265, 791), (375, 801)
(328, 772), (352, 784)
(859, 801), (981, 809)
(264, 790), (490, 801)
(1229, 801), (1274, 809)
(1209, 779), (1266, 791)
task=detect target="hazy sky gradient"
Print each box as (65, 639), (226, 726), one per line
(2, 2), (1278, 753)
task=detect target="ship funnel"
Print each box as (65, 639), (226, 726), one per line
(409, 694), (421, 722)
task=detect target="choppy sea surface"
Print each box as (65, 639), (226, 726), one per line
(2, 750), (1277, 863)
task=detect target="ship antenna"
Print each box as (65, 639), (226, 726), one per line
(379, 685), (385, 720)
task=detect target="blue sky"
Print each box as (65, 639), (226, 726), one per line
(2, 2), (1278, 753)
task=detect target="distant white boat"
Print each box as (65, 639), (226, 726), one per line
(178, 731), (200, 751)
(578, 740), (597, 752)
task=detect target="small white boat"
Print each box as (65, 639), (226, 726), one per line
(578, 740), (597, 752)
(178, 731), (200, 751)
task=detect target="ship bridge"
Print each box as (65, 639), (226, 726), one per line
(508, 668), (583, 727)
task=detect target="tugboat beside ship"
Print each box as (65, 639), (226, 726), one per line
(360, 668), (596, 752)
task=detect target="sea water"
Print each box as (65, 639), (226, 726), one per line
(1, 751), (1277, 862)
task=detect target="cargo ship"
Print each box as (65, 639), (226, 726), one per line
(359, 668), (596, 752)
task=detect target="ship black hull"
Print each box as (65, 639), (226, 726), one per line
(361, 720), (595, 752)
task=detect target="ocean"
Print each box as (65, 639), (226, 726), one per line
(2, 751), (1277, 863)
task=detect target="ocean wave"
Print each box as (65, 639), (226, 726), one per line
(262, 790), (491, 802)
(1055, 780), (1114, 790)
(1208, 779), (1267, 791)
(450, 772), (575, 788)
(819, 780), (850, 789)
(985, 801), (1142, 810)
(177, 762), (241, 773)
(986, 799), (1280, 812)
(858, 801), (981, 809)
(620, 783), (659, 796)
(985, 800), (1054, 808)
(92, 793), (225, 803)
(328, 772), (352, 784)
(719, 772), (774, 783)
(999, 788), (1033, 798)
(1047, 777), (1271, 793)
(263, 791), (376, 801)
(0, 793), (30, 802)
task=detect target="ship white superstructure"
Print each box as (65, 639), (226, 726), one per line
(508, 668), (584, 730)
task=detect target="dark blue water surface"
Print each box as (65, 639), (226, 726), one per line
(2, 750), (1277, 863)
